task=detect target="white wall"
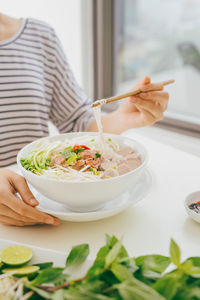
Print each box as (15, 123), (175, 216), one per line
(1, 0), (83, 87)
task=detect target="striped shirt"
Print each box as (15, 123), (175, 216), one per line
(0, 18), (94, 167)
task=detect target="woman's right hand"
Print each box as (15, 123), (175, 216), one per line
(0, 169), (60, 226)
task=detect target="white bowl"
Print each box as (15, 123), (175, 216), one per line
(17, 133), (148, 212)
(184, 191), (200, 223)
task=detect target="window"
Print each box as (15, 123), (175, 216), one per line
(116, 0), (200, 130)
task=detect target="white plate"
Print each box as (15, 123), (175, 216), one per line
(0, 239), (93, 278)
(34, 169), (152, 222)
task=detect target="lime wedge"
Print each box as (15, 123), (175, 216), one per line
(1, 245), (33, 266)
(3, 265), (39, 277)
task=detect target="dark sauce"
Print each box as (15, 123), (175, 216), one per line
(189, 202), (200, 213)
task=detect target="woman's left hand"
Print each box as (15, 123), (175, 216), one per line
(116, 76), (169, 131)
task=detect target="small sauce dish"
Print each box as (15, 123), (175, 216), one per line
(185, 191), (200, 223)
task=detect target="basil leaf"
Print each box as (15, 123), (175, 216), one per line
(25, 284), (52, 298)
(181, 260), (200, 278)
(87, 245), (110, 277)
(33, 262), (53, 270)
(115, 278), (166, 300)
(136, 255), (170, 273)
(111, 262), (133, 281)
(66, 243), (89, 268)
(105, 240), (122, 268)
(30, 267), (64, 286)
(105, 233), (112, 246)
(136, 255), (171, 279)
(153, 272), (183, 300)
(51, 289), (66, 300)
(184, 257), (200, 267)
(170, 239), (181, 266)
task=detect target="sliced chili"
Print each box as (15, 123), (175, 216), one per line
(73, 145), (90, 152)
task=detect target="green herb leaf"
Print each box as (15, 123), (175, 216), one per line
(25, 284), (52, 298)
(66, 244), (89, 268)
(170, 239), (181, 266)
(96, 152), (101, 158)
(181, 258), (200, 278)
(111, 262), (133, 281)
(30, 267), (64, 286)
(153, 272), (182, 300)
(106, 235), (129, 260)
(105, 240), (122, 268)
(75, 147), (85, 154)
(87, 245), (110, 277)
(33, 262), (53, 270)
(115, 278), (166, 300)
(136, 255), (171, 279)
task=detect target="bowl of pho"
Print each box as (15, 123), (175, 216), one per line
(17, 132), (148, 212)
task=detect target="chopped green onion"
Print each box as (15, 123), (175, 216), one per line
(65, 153), (77, 165)
(89, 167), (99, 175)
(61, 149), (74, 159)
(91, 139), (95, 142)
(63, 146), (73, 151)
(108, 138), (112, 142)
(75, 147), (85, 154)
(95, 152), (101, 158)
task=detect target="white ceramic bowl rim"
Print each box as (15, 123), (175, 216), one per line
(17, 132), (149, 184)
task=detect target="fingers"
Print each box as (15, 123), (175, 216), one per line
(0, 215), (38, 227)
(139, 76), (151, 86)
(134, 97), (164, 122)
(135, 76), (163, 95)
(139, 82), (164, 92)
(0, 203), (41, 224)
(9, 174), (38, 207)
(136, 91), (169, 111)
(1, 191), (60, 226)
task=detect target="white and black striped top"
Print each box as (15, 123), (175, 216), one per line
(0, 18), (94, 167)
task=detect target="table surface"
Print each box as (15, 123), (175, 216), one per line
(2, 129), (200, 260)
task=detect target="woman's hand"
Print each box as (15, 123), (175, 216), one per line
(116, 76), (169, 131)
(0, 169), (60, 226)
(88, 76), (170, 134)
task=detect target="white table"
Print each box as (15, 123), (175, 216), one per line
(2, 129), (200, 260)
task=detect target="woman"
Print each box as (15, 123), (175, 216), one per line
(0, 13), (169, 226)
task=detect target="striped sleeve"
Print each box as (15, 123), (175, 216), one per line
(48, 34), (95, 133)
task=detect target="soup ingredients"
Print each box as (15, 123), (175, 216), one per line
(1, 245), (33, 266)
(189, 201), (200, 213)
(20, 136), (141, 181)
(0, 236), (200, 299)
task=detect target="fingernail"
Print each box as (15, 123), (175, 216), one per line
(29, 198), (38, 205)
(45, 217), (55, 224)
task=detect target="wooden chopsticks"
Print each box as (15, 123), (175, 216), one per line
(92, 79), (175, 108)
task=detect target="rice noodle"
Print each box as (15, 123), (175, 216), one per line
(21, 99), (141, 181)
